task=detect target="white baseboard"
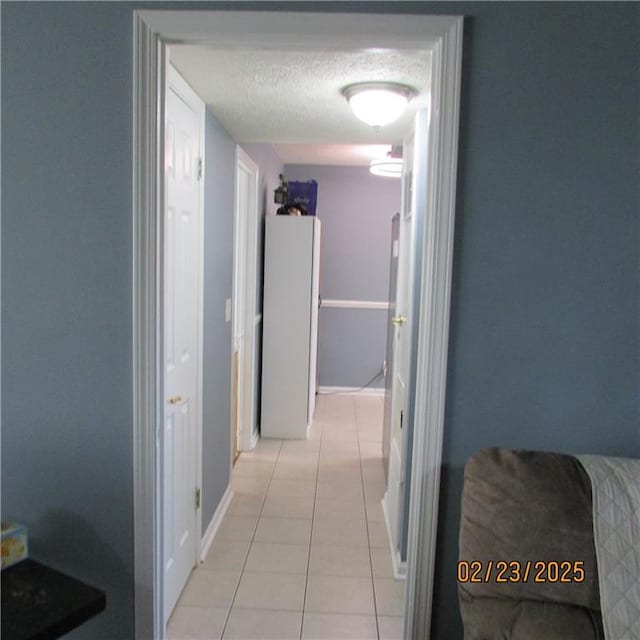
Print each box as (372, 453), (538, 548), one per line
(381, 492), (407, 580)
(239, 427), (260, 453)
(199, 485), (233, 563)
(317, 386), (385, 397)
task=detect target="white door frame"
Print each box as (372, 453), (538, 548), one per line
(132, 10), (462, 638)
(232, 146), (260, 453)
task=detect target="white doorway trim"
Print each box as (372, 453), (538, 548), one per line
(132, 10), (462, 639)
(403, 22), (462, 637)
(232, 147), (260, 454)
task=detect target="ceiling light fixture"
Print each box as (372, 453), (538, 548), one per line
(370, 146), (403, 178)
(370, 157), (403, 178)
(342, 82), (417, 128)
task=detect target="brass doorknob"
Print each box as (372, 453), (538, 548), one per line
(168, 396), (182, 405)
(391, 315), (407, 326)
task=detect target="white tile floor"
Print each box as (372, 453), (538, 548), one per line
(168, 393), (405, 640)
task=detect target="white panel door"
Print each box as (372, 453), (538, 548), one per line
(233, 147), (259, 452)
(382, 214), (400, 482)
(164, 66), (203, 621)
(385, 128), (415, 551)
(385, 109), (429, 555)
(307, 220), (321, 426)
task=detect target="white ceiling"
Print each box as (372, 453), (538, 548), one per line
(169, 45), (431, 165)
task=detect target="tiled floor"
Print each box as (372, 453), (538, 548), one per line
(168, 393), (405, 640)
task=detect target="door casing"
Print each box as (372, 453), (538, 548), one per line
(132, 10), (463, 638)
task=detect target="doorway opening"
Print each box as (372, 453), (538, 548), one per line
(133, 10), (462, 639)
(232, 148), (260, 457)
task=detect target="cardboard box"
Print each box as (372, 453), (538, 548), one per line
(1, 521), (28, 569)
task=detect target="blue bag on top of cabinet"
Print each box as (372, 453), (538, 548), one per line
(287, 180), (318, 215)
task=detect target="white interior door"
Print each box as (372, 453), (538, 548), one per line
(163, 65), (204, 621)
(384, 128), (415, 555)
(384, 110), (429, 568)
(307, 220), (321, 426)
(382, 214), (400, 482)
(233, 148), (259, 452)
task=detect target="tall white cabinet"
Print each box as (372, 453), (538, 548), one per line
(261, 216), (321, 439)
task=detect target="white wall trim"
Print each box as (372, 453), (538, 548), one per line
(133, 11), (463, 640)
(250, 427), (259, 451)
(132, 13), (163, 639)
(404, 16), (463, 640)
(318, 386), (385, 397)
(381, 493), (408, 580)
(321, 299), (390, 311)
(199, 485), (233, 563)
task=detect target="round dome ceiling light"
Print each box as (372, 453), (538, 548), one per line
(370, 156), (403, 178)
(342, 82), (417, 128)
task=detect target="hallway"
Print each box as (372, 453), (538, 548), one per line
(168, 393), (405, 639)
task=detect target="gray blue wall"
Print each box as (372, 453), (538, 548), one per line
(427, 4), (639, 637)
(1, 4), (134, 638)
(284, 165), (401, 389)
(202, 127), (284, 523)
(2, 3), (638, 639)
(201, 116), (287, 529)
(201, 109), (235, 534)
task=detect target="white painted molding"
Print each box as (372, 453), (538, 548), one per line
(404, 16), (463, 640)
(317, 386), (385, 397)
(250, 427), (259, 451)
(199, 485), (233, 563)
(133, 11), (463, 640)
(393, 549), (408, 580)
(381, 493), (408, 580)
(320, 299), (390, 311)
(132, 12), (163, 640)
(238, 421), (260, 453)
(139, 10), (464, 50)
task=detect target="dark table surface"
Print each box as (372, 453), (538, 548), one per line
(1, 558), (106, 640)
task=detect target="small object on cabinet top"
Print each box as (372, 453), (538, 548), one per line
(276, 203), (307, 216)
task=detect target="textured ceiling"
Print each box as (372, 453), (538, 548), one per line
(272, 143), (395, 166)
(169, 46), (431, 149)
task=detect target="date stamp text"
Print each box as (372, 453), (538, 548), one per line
(457, 560), (585, 584)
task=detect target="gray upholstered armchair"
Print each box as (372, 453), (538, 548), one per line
(458, 448), (605, 639)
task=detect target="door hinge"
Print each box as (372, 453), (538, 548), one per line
(195, 487), (201, 510)
(197, 157), (203, 181)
